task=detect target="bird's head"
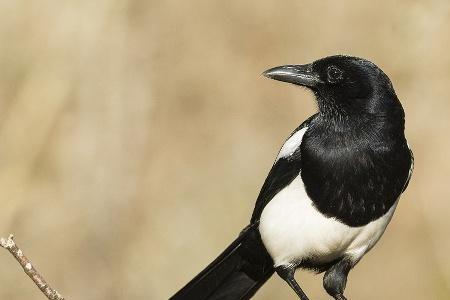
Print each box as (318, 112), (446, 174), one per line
(263, 55), (402, 119)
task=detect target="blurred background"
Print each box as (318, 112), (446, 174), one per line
(0, 1), (449, 299)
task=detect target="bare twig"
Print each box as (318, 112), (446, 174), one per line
(1, 234), (65, 300)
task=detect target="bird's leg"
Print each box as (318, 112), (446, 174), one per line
(323, 257), (353, 300)
(275, 265), (309, 300)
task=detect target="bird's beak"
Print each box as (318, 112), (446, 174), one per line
(262, 64), (322, 88)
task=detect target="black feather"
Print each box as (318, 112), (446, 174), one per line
(170, 224), (273, 300)
(250, 114), (316, 223)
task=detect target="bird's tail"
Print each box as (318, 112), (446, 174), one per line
(170, 223), (274, 300)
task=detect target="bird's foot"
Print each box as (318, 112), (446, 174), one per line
(275, 265), (310, 300)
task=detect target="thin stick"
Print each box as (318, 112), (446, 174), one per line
(1, 234), (65, 300)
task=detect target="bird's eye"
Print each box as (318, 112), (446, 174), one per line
(327, 66), (344, 83)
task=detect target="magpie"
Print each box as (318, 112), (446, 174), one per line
(171, 55), (414, 300)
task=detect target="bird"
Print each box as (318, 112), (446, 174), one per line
(170, 55), (414, 300)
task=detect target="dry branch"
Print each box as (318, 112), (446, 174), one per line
(1, 234), (65, 300)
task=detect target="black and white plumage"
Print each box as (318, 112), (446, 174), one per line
(171, 55), (413, 300)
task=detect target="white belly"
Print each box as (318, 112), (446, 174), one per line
(259, 175), (398, 267)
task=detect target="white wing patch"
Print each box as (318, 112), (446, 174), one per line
(276, 127), (308, 161)
(408, 144), (414, 180)
(404, 142), (414, 191)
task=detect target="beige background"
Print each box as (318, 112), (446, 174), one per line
(0, 1), (449, 299)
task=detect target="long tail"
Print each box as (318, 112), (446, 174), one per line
(171, 223), (274, 300)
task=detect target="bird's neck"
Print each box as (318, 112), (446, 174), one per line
(313, 111), (405, 144)
(315, 91), (406, 133)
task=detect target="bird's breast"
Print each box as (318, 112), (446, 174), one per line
(259, 175), (397, 268)
(300, 127), (411, 226)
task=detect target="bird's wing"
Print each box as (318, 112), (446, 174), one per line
(402, 146), (414, 193)
(250, 114), (316, 223)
